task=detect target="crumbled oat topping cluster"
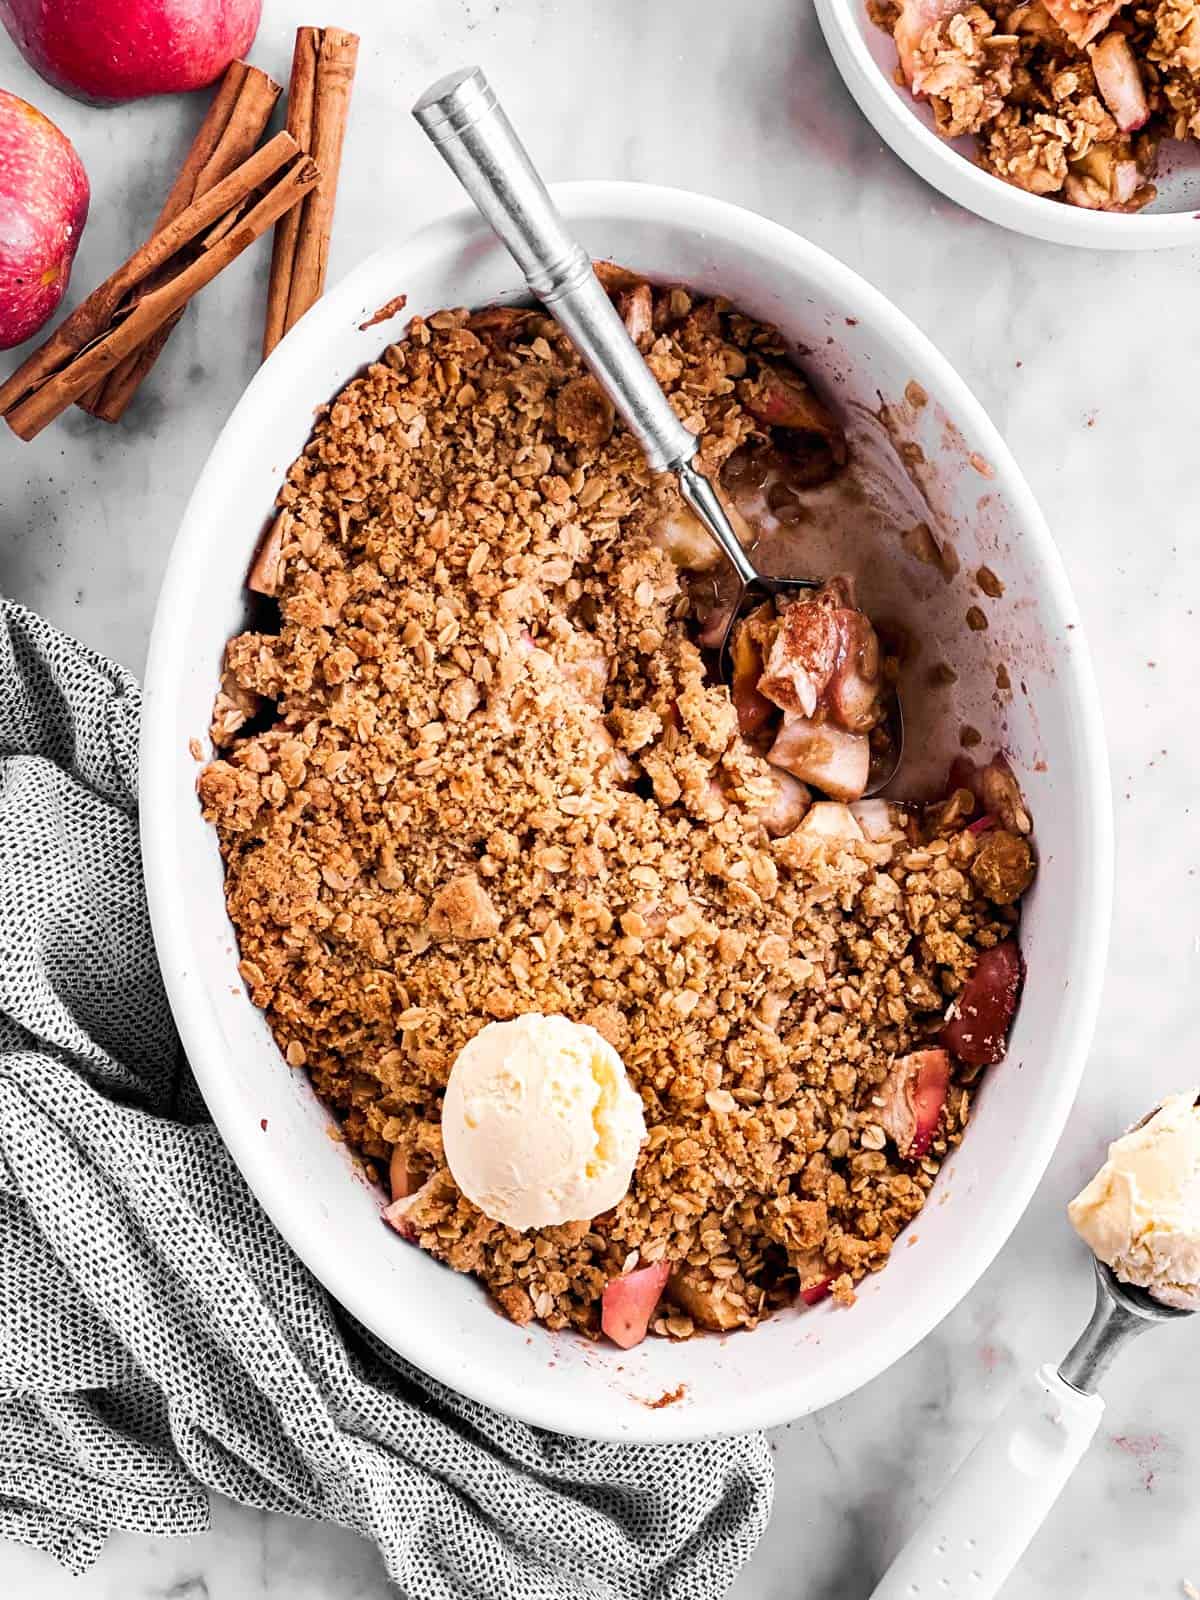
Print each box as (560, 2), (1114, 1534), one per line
(872, 0), (1200, 210)
(199, 280), (1033, 1341)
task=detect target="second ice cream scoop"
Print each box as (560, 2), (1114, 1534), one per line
(871, 1097), (1197, 1600)
(1069, 1090), (1200, 1310)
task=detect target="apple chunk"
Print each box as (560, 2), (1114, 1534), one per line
(1089, 32), (1149, 131)
(731, 620), (775, 738)
(742, 363), (847, 463)
(768, 714), (870, 803)
(941, 939), (1023, 1067)
(878, 1048), (951, 1160)
(601, 1260), (671, 1349)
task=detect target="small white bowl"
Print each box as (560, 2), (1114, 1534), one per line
(141, 182), (1112, 1441)
(816, 0), (1200, 249)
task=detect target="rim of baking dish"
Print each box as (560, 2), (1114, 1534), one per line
(141, 181), (1113, 1440)
(815, 0), (1200, 251)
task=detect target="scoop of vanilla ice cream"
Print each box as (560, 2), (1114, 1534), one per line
(1068, 1090), (1200, 1310)
(441, 1013), (646, 1232)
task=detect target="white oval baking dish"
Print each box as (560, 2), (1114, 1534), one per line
(141, 182), (1112, 1441)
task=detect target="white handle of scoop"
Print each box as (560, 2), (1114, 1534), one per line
(869, 1364), (1103, 1600)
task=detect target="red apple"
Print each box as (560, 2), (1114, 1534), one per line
(0, 0), (262, 104)
(0, 89), (88, 350)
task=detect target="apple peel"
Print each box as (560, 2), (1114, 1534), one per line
(879, 1048), (952, 1160)
(942, 939), (1023, 1067)
(602, 1261), (671, 1349)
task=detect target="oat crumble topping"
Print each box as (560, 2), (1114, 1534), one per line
(200, 278), (1033, 1343)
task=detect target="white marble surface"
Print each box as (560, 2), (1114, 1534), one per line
(2, 1), (1199, 1596)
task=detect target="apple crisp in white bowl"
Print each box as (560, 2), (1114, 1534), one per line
(141, 183), (1112, 1441)
(816, 0), (1200, 248)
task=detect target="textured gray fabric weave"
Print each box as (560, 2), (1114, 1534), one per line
(0, 599), (774, 1596)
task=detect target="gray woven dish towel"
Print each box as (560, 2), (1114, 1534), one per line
(0, 598), (774, 1597)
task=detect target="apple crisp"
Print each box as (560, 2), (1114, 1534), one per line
(871, 0), (1200, 211)
(199, 275), (1034, 1343)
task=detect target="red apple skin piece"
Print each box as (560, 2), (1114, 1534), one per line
(793, 1249), (833, 1306)
(0, 89), (88, 349)
(941, 939), (1024, 1068)
(0, 0), (262, 104)
(382, 1173), (438, 1243)
(894, 0), (973, 85)
(381, 1197), (418, 1242)
(879, 1048), (952, 1160)
(601, 1260), (671, 1349)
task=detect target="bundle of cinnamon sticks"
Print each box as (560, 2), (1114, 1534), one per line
(0, 28), (358, 442)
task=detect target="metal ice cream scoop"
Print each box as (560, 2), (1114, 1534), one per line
(411, 67), (902, 794)
(871, 1211), (1194, 1598)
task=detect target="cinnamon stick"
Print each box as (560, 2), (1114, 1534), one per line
(262, 27), (358, 358)
(1, 146), (317, 440)
(262, 30), (318, 358)
(79, 59), (282, 421)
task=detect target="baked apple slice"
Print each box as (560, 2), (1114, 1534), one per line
(792, 1248), (833, 1306)
(668, 1268), (743, 1331)
(382, 1173), (439, 1241)
(389, 1146), (418, 1202)
(731, 610), (776, 737)
(1089, 32), (1149, 131)
(768, 714), (870, 803)
(751, 768), (811, 838)
(758, 596), (841, 718)
(1040, 0), (1128, 47)
(941, 938), (1023, 1067)
(878, 1048), (952, 1160)
(742, 363), (847, 463)
(601, 1260), (671, 1348)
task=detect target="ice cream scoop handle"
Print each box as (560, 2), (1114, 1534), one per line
(870, 1365), (1104, 1600)
(411, 66), (697, 475)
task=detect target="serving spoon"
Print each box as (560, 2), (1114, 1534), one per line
(872, 1210), (1194, 1597)
(412, 67), (902, 795)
